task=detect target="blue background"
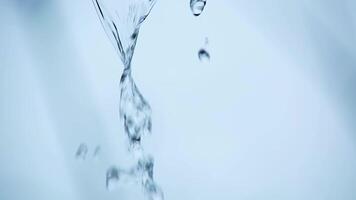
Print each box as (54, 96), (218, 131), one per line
(1, 0), (356, 199)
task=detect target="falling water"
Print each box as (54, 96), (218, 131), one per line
(190, 0), (209, 61)
(91, 0), (164, 199)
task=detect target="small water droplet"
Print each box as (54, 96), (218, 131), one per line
(75, 143), (88, 160)
(93, 146), (101, 158)
(198, 48), (210, 62)
(190, 0), (207, 16)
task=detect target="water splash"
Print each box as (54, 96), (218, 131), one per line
(75, 143), (88, 160)
(190, 0), (207, 16)
(92, 0), (163, 199)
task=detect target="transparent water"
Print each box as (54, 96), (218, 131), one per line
(1, 1), (356, 200)
(190, 0), (207, 16)
(92, 0), (163, 199)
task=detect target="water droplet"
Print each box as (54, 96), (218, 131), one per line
(93, 145), (101, 158)
(190, 0), (207, 16)
(75, 143), (88, 160)
(198, 48), (210, 62)
(106, 167), (119, 190)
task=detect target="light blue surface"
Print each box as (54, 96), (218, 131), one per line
(1, 0), (356, 199)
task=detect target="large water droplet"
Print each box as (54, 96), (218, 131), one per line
(190, 0), (207, 16)
(198, 48), (210, 62)
(75, 143), (88, 160)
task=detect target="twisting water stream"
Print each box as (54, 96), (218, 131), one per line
(91, 0), (163, 199)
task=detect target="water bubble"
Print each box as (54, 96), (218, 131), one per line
(198, 48), (210, 62)
(190, 0), (207, 16)
(75, 143), (88, 160)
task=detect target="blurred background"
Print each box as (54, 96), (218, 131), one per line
(1, 0), (356, 199)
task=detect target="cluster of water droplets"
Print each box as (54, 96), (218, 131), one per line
(75, 143), (101, 160)
(92, 0), (163, 199)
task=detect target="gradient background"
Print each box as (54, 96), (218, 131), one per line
(1, 0), (356, 199)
